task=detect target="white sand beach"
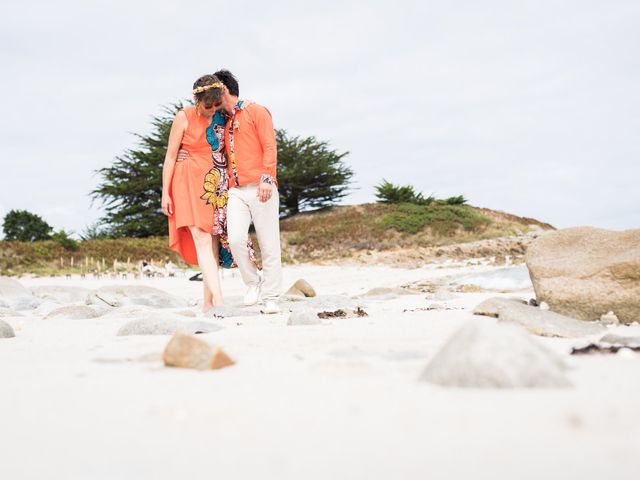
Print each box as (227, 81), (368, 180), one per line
(1, 262), (639, 480)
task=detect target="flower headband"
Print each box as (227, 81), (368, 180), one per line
(193, 82), (223, 95)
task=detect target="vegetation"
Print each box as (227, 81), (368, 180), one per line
(375, 179), (434, 206)
(277, 129), (353, 216)
(2, 209), (53, 241)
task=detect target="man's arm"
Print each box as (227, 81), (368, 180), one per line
(252, 105), (277, 183)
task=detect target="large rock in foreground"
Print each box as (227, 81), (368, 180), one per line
(163, 332), (235, 370)
(420, 323), (570, 389)
(526, 227), (640, 324)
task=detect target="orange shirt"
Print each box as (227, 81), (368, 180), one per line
(224, 102), (277, 187)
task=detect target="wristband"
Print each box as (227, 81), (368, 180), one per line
(260, 174), (275, 185)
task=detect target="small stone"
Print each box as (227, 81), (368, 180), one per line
(599, 334), (640, 347)
(362, 287), (405, 297)
(162, 331), (235, 370)
(599, 311), (620, 326)
(497, 302), (605, 338)
(473, 297), (527, 318)
(539, 302), (549, 310)
(287, 310), (322, 326)
(286, 279), (316, 297)
(456, 284), (484, 293)
(0, 319), (16, 338)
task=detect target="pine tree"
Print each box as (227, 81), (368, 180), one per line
(91, 104), (184, 237)
(276, 129), (353, 216)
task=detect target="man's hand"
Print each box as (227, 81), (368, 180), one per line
(257, 181), (273, 203)
(177, 149), (188, 162)
(162, 194), (174, 216)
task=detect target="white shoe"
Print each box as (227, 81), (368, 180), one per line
(244, 285), (261, 306)
(261, 300), (280, 314)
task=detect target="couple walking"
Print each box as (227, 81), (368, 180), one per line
(161, 70), (282, 315)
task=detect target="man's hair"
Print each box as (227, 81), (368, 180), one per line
(214, 69), (239, 96)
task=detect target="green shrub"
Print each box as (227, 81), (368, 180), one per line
(376, 203), (491, 235)
(375, 180), (434, 206)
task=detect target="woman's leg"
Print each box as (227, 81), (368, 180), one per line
(188, 226), (224, 308)
(202, 235), (221, 310)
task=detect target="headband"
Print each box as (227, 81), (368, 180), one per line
(193, 82), (223, 95)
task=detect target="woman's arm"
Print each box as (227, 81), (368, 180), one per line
(161, 110), (188, 216)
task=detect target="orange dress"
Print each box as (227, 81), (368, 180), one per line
(168, 107), (216, 265)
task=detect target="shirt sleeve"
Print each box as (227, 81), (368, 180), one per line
(252, 105), (277, 181)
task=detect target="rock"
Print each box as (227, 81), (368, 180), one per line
(287, 310), (322, 326)
(116, 317), (222, 336)
(420, 322), (570, 388)
(45, 305), (102, 320)
(599, 311), (620, 326)
(0, 319), (16, 338)
(599, 334), (640, 347)
(473, 297), (527, 318)
(496, 301), (605, 338)
(31, 285), (91, 303)
(87, 285), (189, 309)
(526, 227), (640, 324)
(163, 332), (234, 370)
(455, 284), (484, 293)
(286, 279), (316, 297)
(0, 308), (23, 318)
(0, 277), (40, 311)
(362, 287), (406, 297)
(0, 277), (30, 297)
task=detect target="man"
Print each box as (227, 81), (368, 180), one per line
(214, 69), (282, 314)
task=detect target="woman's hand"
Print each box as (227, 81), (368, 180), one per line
(162, 193), (174, 216)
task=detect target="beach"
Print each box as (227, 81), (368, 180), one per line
(1, 262), (639, 479)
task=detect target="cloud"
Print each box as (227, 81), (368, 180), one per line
(1, 0), (639, 234)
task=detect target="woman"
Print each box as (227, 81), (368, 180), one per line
(162, 74), (253, 312)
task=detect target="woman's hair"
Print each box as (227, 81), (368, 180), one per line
(192, 74), (223, 107)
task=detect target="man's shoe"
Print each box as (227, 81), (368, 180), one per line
(261, 300), (281, 314)
(244, 285), (261, 306)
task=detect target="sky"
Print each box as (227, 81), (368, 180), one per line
(1, 0), (639, 237)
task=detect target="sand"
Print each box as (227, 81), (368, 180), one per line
(1, 262), (639, 479)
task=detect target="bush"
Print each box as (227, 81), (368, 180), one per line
(443, 195), (468, 205)
(375, 180), (434, 206)
(51, 230), (79, 251)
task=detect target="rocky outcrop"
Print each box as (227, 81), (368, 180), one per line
(526, 227), (640, 324)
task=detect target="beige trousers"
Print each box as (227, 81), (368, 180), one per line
(227, 184), (282, 301)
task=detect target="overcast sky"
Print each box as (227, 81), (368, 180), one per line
(1, 0), (639, 237)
